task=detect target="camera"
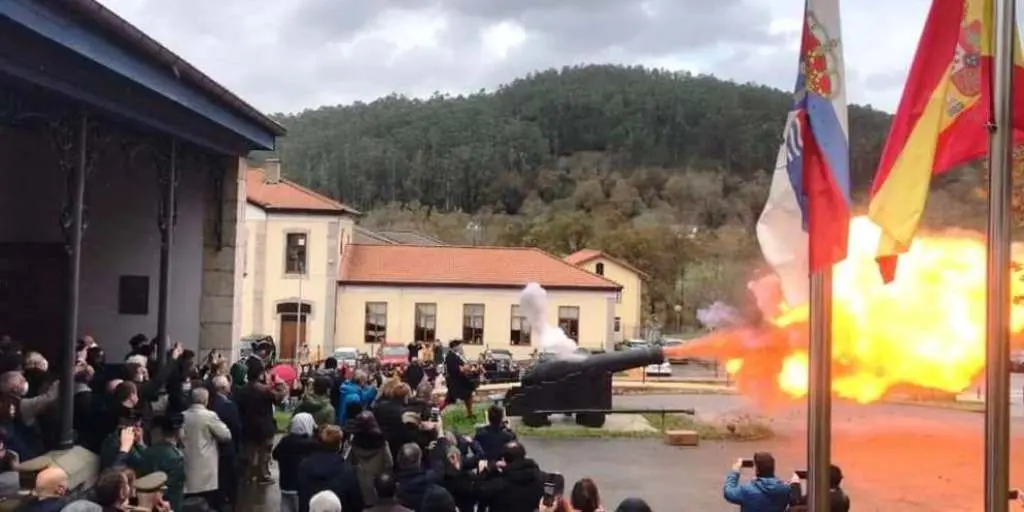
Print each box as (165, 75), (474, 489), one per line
(741, 459), (754, 469)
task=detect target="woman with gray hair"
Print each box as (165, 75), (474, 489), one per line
(309, 490), (342, 512)
(273, 413), (319, 512)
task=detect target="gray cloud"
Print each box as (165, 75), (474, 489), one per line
(102, 0), (926, 114)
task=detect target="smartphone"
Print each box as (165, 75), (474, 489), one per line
(741, 459), (755, 468)
(1010, 489), (1020, 500)
(795, 470), (808, 480)
(542, 481), (556, 506)
(430, 407), (440, 422)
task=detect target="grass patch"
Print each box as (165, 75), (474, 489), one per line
(441, 409), (774, 441)
(643, 412), (774, 441)
(275, 410), (291, 433)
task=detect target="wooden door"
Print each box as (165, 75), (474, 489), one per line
(278, 314), (306, 361)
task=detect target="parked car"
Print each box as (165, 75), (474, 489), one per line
(332, 347), (359, 368)
(659, 338), (688, 364)
(644, 359), (673, 377)
(375, 343), (409, 366)
(615, 339), (651, 351)
(1012, 350), (1024, 373)
(482, 349), (521, 383)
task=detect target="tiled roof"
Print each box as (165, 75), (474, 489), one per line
(564, 249), (649, 278)
(563, 249), (603, 266)
(245, 169), (360, 215)
(353, 226), (397, 245)
(339, 244), (622, 290)
(377, 231), (446, 246)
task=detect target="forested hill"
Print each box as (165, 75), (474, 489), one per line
(270, 64), (892, 214)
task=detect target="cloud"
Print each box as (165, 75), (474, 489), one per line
(101, 0), (939, 114)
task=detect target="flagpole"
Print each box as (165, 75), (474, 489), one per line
(985, 0), (1015, 509)
(807, 270), (833, 512)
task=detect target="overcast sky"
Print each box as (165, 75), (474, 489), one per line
(102, 0), (945, 115)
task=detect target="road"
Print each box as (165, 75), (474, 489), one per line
(521, 392), (1024, 511)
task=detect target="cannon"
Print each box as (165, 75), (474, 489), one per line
(503, 346), (666, 428)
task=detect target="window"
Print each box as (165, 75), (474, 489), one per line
(510, 305), (531, 345)
(364, 302), (387, 343)
(558, 306), (580, 341)
(285, 233), (308, 275)
(462, 304), (485, 344)
(414, 303), (437, 342)
(614, 317), (621, 333)
(595, 262), (605, 275)
(117, 275), (149, 316)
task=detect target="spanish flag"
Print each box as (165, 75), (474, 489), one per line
(868, 0), (1024, 282)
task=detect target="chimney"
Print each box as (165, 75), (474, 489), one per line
(264, 158), (281, 184)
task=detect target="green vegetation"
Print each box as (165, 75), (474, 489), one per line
(267, 64), (993, 329)
(442, 408), (773, 441)
(643, 412), (775, 441)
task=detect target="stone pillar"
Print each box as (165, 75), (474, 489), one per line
(200, 157), (245, 357)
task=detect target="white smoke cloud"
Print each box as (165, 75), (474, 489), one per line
(696, 301), (743, 330)
(519, 282), (580, 357)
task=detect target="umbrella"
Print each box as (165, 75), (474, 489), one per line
(269, 363), (298, 385)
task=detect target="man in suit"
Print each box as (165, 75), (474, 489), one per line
(182, 387), (232, 510)
(209, 376), (242, 508)
(444, 340), (477, 419)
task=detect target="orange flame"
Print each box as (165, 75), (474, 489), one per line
(666, 216), (1024, 404)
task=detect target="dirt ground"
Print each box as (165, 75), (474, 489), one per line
(521, 394), (1024, 511)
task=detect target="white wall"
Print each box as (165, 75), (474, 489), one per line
(0, 127), (205, 359)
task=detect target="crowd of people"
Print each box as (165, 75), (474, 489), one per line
(0, 331), (865, 512)
(0, 333), (658, 511)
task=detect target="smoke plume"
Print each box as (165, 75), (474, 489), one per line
(696, 301), (743, 329)
(519, 282), (580, 357)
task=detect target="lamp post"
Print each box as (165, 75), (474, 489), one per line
(673, 304), (682, 333)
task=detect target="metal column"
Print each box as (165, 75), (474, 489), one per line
(155, 140), (177, 367)
(58, 112), (88, 449)
(984, 0), (1015, 509)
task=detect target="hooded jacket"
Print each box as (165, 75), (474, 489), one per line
(722, 472), (794, 512)
(295, 394), (336, 426)
(337, 381), (378, 425)
(476, 458), (546, 512)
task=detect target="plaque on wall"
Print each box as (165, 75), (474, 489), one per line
(118, 275), (149, 316)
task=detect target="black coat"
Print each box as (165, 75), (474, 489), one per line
(273, 433), (319, 493)
(297, 449), (363, 512)
(236, 383), (277, 442)
(475, 458), (546, 512)
(395, 467), (443, 511)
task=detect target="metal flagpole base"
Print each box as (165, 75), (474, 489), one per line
(808, 270), (833, 511)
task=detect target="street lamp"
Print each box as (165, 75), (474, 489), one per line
(673, 304), (682, 332)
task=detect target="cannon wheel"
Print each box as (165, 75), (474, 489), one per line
(575, 412), (606, 428)
(522, 413), (550, 428)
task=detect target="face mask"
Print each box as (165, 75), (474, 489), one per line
(182, 381), (192, 392)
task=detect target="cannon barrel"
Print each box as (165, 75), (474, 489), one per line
(521, 346), (665, 386)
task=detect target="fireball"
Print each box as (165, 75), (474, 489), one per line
(668, 216), (1024, 404)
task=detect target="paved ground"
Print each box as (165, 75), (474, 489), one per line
(519, 392), (1024, 511)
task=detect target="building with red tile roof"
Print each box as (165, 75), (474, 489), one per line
(564, 249), (648, 341)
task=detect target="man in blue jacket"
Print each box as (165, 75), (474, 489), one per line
(337, 371), (378, 426)
(723, 452), (793, 511)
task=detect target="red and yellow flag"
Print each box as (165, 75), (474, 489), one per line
(868, 0), (1024, 281)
